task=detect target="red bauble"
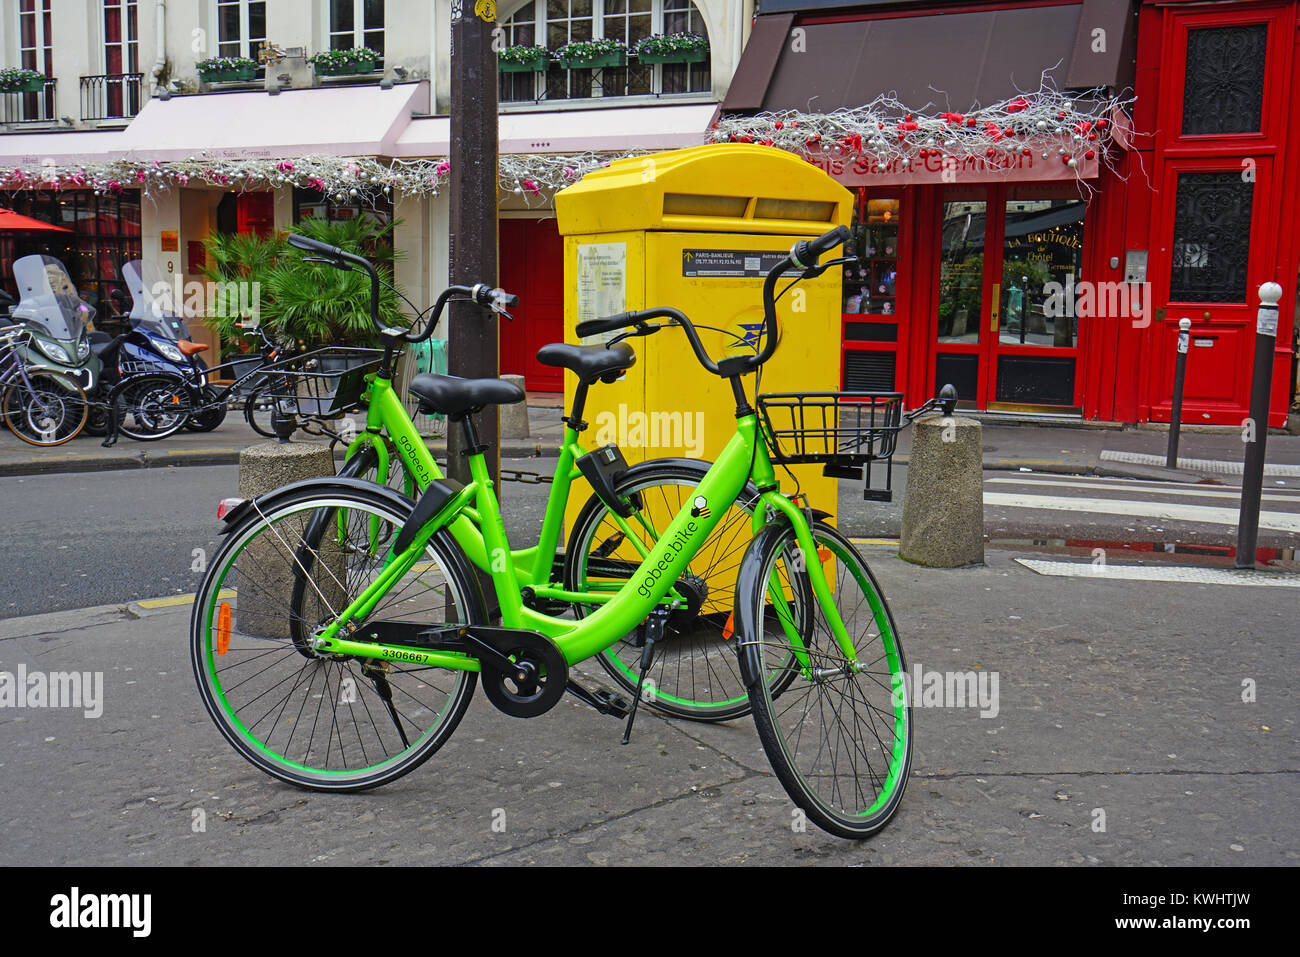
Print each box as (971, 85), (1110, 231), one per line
(774, 121), (783, 130)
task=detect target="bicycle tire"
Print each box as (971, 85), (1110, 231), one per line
(1, 371), (88, 447)
(191, 484), (480, 791)
(740, 520), (911, 839)
(565, 461), (799, 722)
(243, 384), (278, 438)
(185, 385), (228, 432)
(110, 372), (197, 441)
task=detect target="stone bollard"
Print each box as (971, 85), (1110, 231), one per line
(899, 414), (983, 567)
(235, 441), (338, 640)
(499, 373), (531, 439)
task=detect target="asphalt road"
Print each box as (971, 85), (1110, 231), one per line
(3, 458), (1296, 619)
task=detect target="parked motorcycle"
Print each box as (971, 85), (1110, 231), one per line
(7, 255), (102, 396)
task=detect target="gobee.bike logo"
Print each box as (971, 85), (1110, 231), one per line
(635, 498), (708, 597)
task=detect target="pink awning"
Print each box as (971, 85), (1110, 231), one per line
(390, 102), (718, 158)
(0, 129), (128, 165)
(113, 82), (430, 161)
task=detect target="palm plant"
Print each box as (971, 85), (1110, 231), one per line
(200, 215), (407, 351)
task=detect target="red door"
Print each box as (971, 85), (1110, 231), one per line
(499, 217), (564, 391)
(236, 192), (274, 238)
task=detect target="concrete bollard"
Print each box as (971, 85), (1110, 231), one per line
(235, 441), (339, 640)
(499, 373), (531, 439)
(899, 414), (984, 567)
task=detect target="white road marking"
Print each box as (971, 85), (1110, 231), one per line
(1100, 450), (1300, 476)
(983, 492), (1300, 533)
(986, 476), (1300, 503)
(1016, 558), (1300, 587)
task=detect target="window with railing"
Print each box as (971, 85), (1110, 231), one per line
(499, 0), (711, 104)
(329, 0), (384, 58)
(215, 0), (267, 61)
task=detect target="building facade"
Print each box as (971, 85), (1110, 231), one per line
(720, 0), (1299, 426)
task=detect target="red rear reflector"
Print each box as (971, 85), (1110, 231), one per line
(817, 548), (832, 563)
(217, 497), (244, 520)
(216, 602), (231, 655)
(722, 611), (735, 641)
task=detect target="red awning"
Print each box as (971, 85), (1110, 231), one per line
(0, 209), (71, 232)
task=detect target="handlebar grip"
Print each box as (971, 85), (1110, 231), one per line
(576, 312), (635, 337)
(790, 225), (852, 269)
(471, 284), (520, 310)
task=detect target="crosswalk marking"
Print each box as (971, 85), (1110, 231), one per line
(984, 491), (1300, 532)
(1016, 558), (1300, 588)
(986, 476), (1300, 503)
(1100, 449), (1300, 477)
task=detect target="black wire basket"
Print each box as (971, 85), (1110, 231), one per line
(757, 391), (904, 501)
(255, 346), (385, 421)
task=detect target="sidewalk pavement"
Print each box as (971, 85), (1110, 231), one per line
(2, 392), (1298, 483)
(1, 546), (1294, 865)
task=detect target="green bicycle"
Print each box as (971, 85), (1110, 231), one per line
(191, 226), (943, 838)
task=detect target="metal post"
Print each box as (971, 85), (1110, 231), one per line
(1235, 282), (1284, 569)
(1166, 317), (1191, 470)
(447, 0), (500, 486)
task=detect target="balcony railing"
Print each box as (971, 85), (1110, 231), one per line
(0, 77), (57, 125)
(81, 73), (144, 121)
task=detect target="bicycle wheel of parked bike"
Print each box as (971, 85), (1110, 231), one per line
(243, 383), (279, 438)
(191, 484), (481, 791)
(110, 372), (198, 441)
(2, 371), (88, 447)
(565, 462), (799, 722)
(740, 520), (911, 839)
(185, 385), (228, 432)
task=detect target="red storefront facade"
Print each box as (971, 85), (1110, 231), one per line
(728, 0), (1300, 426)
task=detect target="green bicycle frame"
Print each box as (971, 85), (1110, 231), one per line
(313, 408), (860, 678)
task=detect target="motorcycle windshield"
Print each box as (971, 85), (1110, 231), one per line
(11, 255), (94, 341)
(123, 260), (189, 340)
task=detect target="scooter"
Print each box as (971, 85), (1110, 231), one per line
(7, 255), (102, 396)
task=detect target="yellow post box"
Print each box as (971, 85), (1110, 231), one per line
(554, 144), (853, 541)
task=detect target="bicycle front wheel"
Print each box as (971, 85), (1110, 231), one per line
(191, 485), (479, 791)
(741, 520), (911, 839)
(565, 462), (796, 722)
(2, 372), (88, 447)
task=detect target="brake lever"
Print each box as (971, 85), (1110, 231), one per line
(609, 322), (661, 346)
(303, 255), (352, 272)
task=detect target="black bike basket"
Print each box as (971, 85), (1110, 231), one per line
(757, 391), (904, 502)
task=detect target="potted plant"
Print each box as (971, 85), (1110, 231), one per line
(633, 33), (708, 64)
(0, 68), (48, 93)
(498, 44), (550, 73)
(555, 37), (626, 70)
(309, 47), (381, 76)
(196, 56), (258, 82)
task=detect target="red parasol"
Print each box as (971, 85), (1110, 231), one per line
(0, 208), (72, 232)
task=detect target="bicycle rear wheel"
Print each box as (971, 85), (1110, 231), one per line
(191, 485), (480, 791)
(740, 520), (911, 839)
(2, 372), (88, 447)
(111, 372), (196, 441)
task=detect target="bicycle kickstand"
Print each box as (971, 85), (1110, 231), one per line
(622, 608), (668, 745)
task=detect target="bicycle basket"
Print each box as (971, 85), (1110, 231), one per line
(257, 346), (385, 420)
(757, 392), (904, 501)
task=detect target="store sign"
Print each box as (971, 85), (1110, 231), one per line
(804, 148), (1099, 186)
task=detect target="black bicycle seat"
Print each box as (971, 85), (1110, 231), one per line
(408, 374), (525, 420)
(536, 342), (635, 384)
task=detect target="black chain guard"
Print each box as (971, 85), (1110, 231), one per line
(477, 629), (569, 718)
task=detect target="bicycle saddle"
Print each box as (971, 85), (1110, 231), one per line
(409, 373), (525, 420)
(536, 342), (635, 384)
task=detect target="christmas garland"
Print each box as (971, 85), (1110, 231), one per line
(709, 86), (1134, 181)
(0, 151), (640, 205)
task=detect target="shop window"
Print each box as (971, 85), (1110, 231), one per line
(937, 200), (986, 343)
(1182, 25), (1267, 136)
(999, 198), (1084, 348)
(1169, 172), (1253, 303)
(842, 198), (899, 316)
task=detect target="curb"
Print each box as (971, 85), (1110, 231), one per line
(0, 438), (562, 477)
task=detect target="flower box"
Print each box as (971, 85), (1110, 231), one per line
(313, 58), (379, 76)
(0, 71), (48, 93)
(500, 55), (550, 73)
(198, 63), (257, 83)
(557, 52), (626, 70)
(636, 48), (707, 64)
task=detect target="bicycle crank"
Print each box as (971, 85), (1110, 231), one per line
(470, 627), (569, 719)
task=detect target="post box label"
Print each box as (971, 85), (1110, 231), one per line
(682, 249), (790, 278)
(576, 243), (627, 341)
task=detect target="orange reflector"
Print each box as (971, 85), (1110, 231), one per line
(216, 601), (231, 655)
(817, 548), (832, 563)
(722, 611), (734, 641)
